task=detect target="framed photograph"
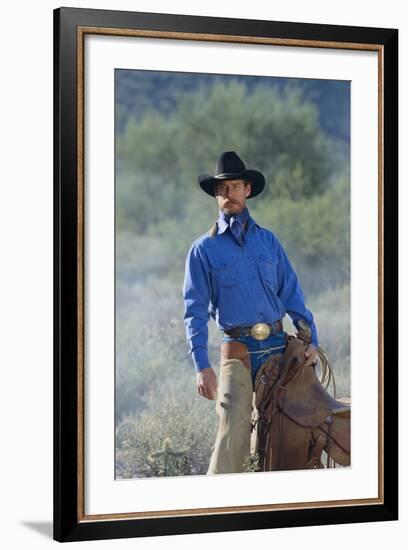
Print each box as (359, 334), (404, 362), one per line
(53, 7), (398, 542)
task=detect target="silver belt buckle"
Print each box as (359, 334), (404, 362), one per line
(250, 323), (271, 340)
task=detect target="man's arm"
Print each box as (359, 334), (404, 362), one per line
(183, 242), (212, 372)
(274, 237), (319, 348)
(183, 242), (218, 399)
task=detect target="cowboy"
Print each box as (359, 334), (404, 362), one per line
(182, 151), (319, 474)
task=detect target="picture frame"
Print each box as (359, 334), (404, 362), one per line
(53, 6), (398, 542)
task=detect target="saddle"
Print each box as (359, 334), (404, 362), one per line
(254, 334), (351, 471)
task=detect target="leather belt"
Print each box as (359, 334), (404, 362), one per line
(224, 319), (283, 340)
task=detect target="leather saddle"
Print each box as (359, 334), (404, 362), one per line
(254, 335), (351, 470)
(275, 336), (350, 426)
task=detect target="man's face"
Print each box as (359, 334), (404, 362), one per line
(214, 179), (251, 215)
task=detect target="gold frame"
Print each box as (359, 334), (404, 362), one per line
(76, 26), (384, 524)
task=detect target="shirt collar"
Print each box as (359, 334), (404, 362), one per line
(217, 207), (258, 235)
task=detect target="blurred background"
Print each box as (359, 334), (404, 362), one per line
(114, 70), (350, 479)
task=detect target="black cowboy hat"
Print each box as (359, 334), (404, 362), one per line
(198, 151), (266, 198)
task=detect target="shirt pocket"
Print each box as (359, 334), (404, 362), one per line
(257, 253), (278, 292)
(209, 255), (238, 288)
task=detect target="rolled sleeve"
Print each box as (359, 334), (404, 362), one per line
(183, 243), (212, 372)
(275, 238), (319, 347)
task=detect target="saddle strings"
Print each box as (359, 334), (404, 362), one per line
(246, 344), (286, 360)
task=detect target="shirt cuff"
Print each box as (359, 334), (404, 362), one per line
(294, 319), (319, 347)
(310, 324), (319, 347)
(191, 348), (211, 373)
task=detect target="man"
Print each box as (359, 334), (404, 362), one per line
(183, 151), (318, 474)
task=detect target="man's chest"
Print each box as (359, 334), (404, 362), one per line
(203, 233), (279, 292)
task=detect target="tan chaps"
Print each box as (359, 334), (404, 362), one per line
(207, 357), (253, 474)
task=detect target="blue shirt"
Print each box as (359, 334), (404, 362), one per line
(183, 208), (319, 372)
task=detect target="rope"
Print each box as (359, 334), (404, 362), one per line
(315, 345), (337, 399)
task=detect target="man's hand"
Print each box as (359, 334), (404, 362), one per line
(304, 344), (318, 367)
(196, 367), (218, 400)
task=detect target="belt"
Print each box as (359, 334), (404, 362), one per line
(224, 319), (283, 340)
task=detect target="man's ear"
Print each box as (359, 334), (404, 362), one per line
(245, 182), (252, 197)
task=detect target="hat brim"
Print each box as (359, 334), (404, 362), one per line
(198, 170), (265, 198)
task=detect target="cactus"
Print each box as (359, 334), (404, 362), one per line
(242, 452), (261, 473)
(147, 438), (190, 476)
